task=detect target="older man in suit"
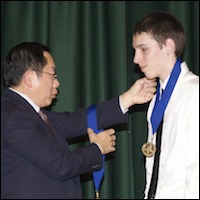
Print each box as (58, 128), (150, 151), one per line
(1, 42), (156, 199)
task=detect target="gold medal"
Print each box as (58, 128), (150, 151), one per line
(95, 190), (100, 199)
(141, 142), (157, 157)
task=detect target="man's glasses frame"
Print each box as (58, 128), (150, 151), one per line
(35, 70), (57, 80)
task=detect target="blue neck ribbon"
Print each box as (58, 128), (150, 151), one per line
(87, 105), (105, 194)
(151, 58), (182, 134)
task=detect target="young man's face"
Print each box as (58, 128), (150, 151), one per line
(132, 32), (170, 82)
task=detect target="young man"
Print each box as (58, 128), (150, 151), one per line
(132, 11), (199, 199)
(1, 42), (156, 199)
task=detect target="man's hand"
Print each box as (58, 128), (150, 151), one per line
(120, 77), (157, 109)
(87, 128), (116, 154)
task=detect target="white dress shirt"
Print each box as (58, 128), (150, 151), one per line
(144, 62), (199, 199)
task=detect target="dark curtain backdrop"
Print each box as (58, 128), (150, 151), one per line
(1, 1), (199, 199)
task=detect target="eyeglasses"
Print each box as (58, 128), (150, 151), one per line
(35, 70), (58, 80)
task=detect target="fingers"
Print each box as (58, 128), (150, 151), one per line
(144, 85), (157, 94)
(136, 80), (156, 102)
(88, 128), (116, 154)
(87, 127), (93, 134)
(108, 129), (116, 148)
(107, 128), (115, 136)
(143, 78), (157, 96)
(111, 140), (116, 147)
(87, 128), (95, 142)
(143, 77), (156, 82)
(104, 128), (116, 153)
(144, 78), (157, 87)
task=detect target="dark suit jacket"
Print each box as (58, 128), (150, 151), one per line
(1, 89), (128, 199)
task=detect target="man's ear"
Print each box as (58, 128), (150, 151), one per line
(23, 70), (35, 88)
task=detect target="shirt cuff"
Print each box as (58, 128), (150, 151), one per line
(119, 95), (129, 114)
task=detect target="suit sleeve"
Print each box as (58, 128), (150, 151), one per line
(96, 96), (129, 129)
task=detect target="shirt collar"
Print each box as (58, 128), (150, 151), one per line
(9, 87), (40, 113)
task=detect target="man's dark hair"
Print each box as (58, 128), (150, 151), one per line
(1, 42), (50, 87)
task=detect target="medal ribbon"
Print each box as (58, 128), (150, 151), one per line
(87, 105), (104, 198)
(151, 58), (182, 134)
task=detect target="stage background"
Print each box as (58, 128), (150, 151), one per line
(1, 1), (199, 198)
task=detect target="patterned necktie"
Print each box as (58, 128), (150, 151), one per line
(39, 110), (49, 124)
(39, 109), (54, 135)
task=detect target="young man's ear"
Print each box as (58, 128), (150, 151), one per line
(165, 38), (176, 55)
